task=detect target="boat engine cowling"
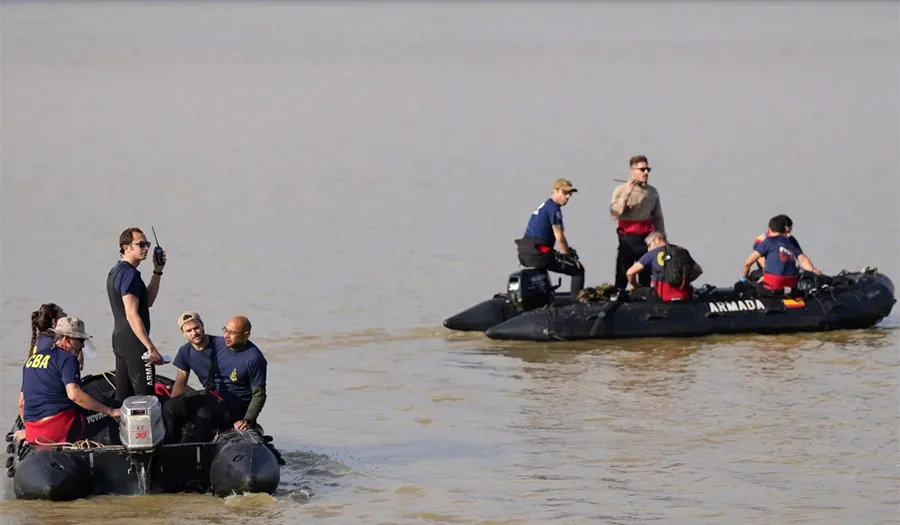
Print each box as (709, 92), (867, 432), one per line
(119, 395), (165, 452)
(508, 269), (554, 312)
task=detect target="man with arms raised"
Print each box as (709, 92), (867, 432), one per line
(107, 227), (166, 402)
(610, 155), (665, 289)
(514, 178), (585, 296)
(17, 317), (120, 444)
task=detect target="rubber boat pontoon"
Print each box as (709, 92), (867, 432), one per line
(444, 266), (895, 342)
(5, 372), (284, 501)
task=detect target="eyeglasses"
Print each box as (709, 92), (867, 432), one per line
(133, 241), (152, 248)
(633, 167), (652, 173)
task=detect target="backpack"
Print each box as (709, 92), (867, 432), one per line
(659, 244), (693, 289)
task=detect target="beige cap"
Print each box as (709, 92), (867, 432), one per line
(178, 311), (203, 331)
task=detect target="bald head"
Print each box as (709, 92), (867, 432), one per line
(223, 316), (252, 350)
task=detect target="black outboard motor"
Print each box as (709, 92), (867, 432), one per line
(507, 269), (554, 312)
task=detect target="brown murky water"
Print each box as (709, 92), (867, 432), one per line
(1, 1), (898, 524)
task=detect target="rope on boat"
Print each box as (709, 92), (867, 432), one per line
(33, 437), (111, 449)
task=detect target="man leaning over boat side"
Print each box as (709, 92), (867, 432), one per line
(625, 232), (702, 302)
(609, 155), (665, 289)
(162, 313), (268, 443)
(16, 317), (121, 445)
(514, 178), (586, 296)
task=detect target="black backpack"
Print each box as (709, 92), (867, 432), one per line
(660, 244), (693, 289)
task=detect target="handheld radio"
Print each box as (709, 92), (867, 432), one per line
(151, 226), (166, 267)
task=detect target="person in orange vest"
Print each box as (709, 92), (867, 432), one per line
(609, 155), (665, 289)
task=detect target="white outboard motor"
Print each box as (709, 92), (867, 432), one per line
(119, 395), (165, 452)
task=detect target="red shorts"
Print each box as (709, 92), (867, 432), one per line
(24, 407), (80, 444)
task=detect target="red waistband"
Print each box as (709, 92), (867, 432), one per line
(761, 273), (798, 290)
(536, 244), (552, 254)
(617, 220), (654, 235)
(655, 281), (691, 302)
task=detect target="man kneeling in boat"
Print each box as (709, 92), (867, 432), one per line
(750, 214), (801, 280)
(742, 215), (819, 291)
(163, 312), (268, 443)
(625, 232), (703, 302)
(17, 317), (121, 445)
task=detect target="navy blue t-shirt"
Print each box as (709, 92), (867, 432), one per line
(21, 347), (80, 422)
(523, 198), (564, 246)
(753, 232), (802, 252)
(755, 235), (803, 276)
(174, 336), (267, 405)
(111, 260), (151, 334)
(31, 333), (55, 356)
(173, 335), (221, 388)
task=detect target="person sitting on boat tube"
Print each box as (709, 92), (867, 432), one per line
(16, 317), (121, 445)
(163, 312), (268, 443)
(742, 214), (819, 291)
(514, 178), (585, 296)
(625, 232), (703, 302)
(750, 214), (801, 278)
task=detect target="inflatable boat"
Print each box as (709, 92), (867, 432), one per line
(444, 267), (895, 342)
(5, 372), (284, 501)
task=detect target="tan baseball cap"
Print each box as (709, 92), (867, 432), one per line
(553, 178), (577, 193)
(178, 311), (203, 331)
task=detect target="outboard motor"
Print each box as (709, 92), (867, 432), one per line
(507, 268), (554, 312)
(119, 396), (165, 452)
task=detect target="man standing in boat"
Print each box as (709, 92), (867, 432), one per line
(514, 178), (585, 296)
(609, 155), (665, 289)
(17, 317), (120, 444)
(107, 227), (166, 403)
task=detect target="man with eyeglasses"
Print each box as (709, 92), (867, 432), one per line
(106, 227), (167, 402)
(514, 178), (585, 296)
(609, 155), (666, 289)
(163, 313), (268, 442)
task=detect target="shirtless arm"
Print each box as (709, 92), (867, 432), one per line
(797, 254), (820, 275)
(123, 293), (161, 363)
(66, 384), (119, 417)
(553, 225), (570, 254)
(742, 252), (762, 279)
(626, 261), (645, 287)
(170, 368), (190, 398)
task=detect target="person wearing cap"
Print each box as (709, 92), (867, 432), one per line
(16, 317), (121, 444)
(107, 227), (167, 403)
(514, 178), (586, 295)
(162, 312), (268, 443)
(609, 155), (665, 289)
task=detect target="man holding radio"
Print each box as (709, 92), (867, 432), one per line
(106, 227), (167, 402)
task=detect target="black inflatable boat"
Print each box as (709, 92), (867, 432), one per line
(5, 372), (284, 501)
(444, 267), (896, 342)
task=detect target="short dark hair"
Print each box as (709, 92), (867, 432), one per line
(119, 227), (144, 255)
(629, 155), (648, 167)
(768, 215), (788, 234)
